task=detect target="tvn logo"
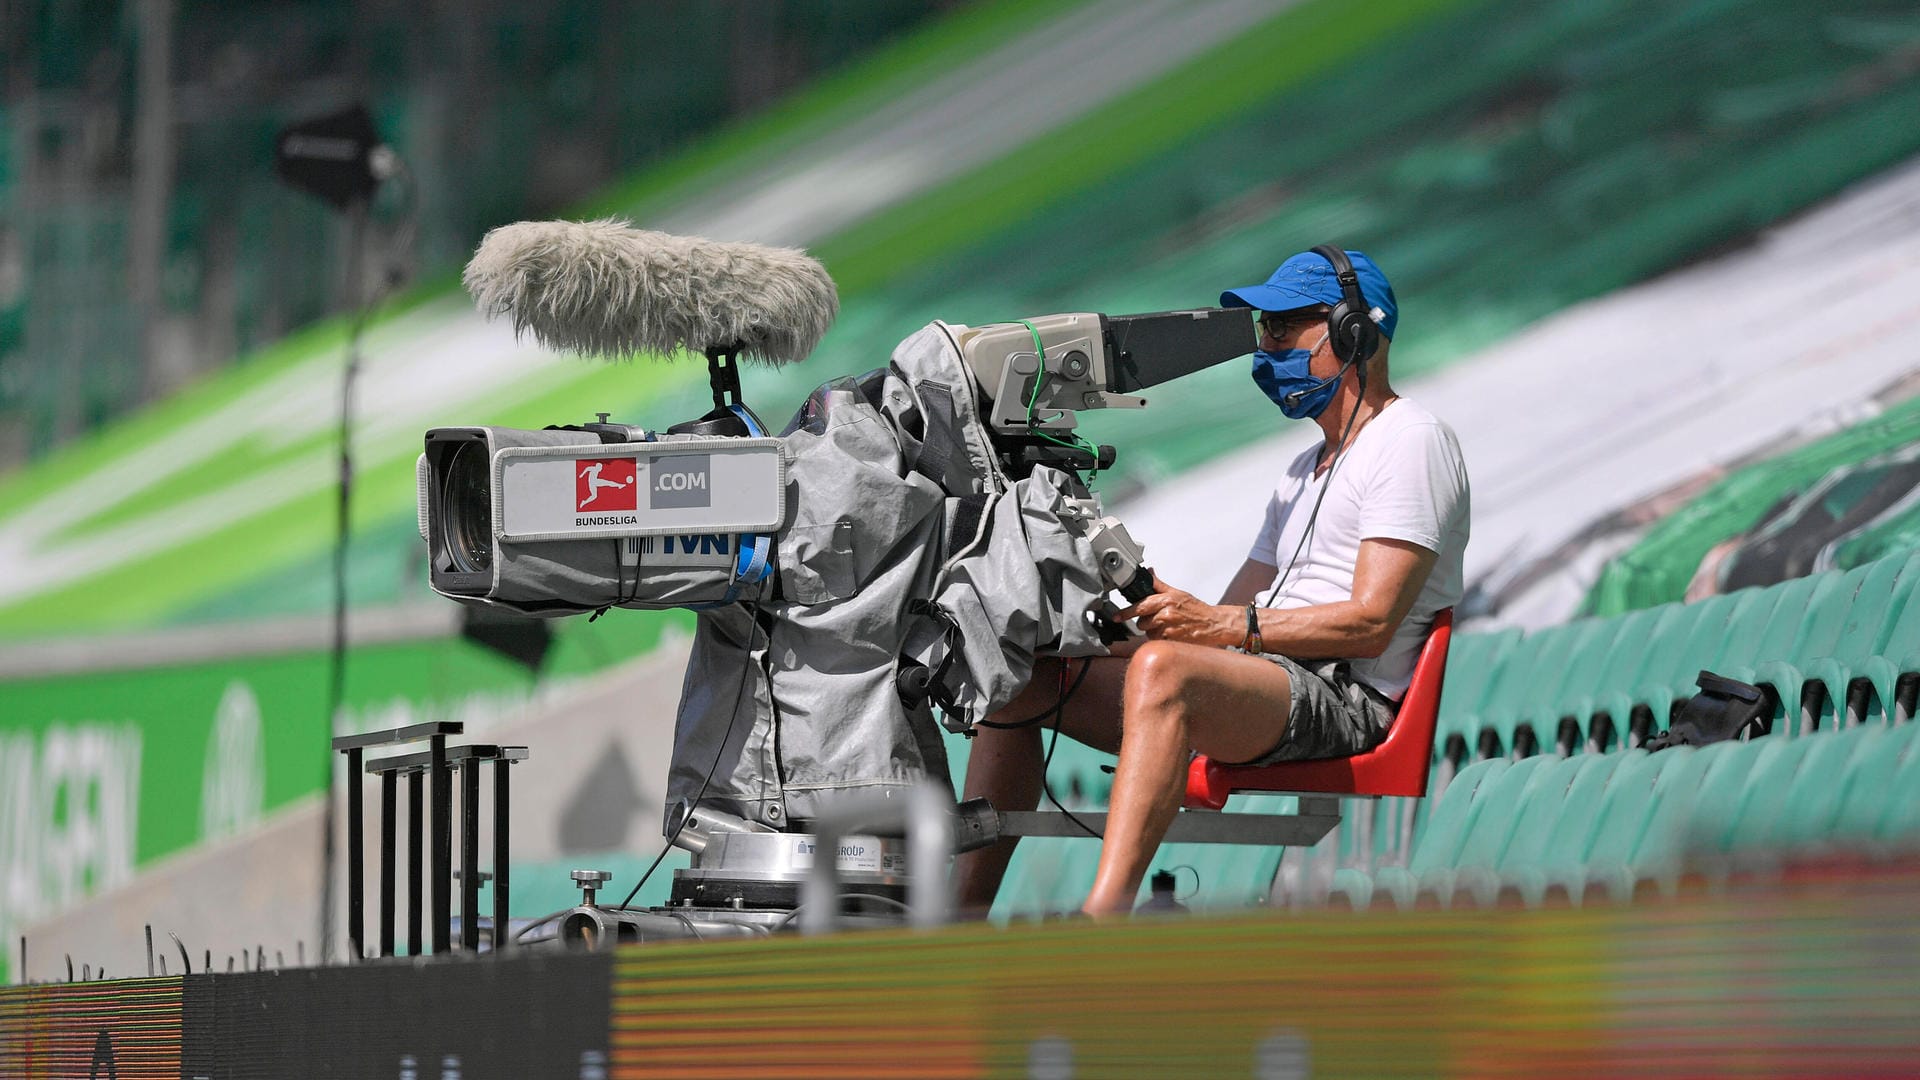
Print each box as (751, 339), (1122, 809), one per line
(650, 454), (712, 510)
(627, 533), (733, 567)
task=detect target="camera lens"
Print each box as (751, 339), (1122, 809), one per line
(442, 441), (493, 574)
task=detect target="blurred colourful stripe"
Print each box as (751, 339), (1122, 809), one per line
(609, 858), (1920, 1078)
(0, 977), (182, 1079)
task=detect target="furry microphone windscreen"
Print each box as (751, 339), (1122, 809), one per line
(463, 219), (839, 365)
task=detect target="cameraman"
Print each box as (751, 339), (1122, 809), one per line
(955, 248), (1470, 917)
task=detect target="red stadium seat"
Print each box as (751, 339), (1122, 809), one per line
(1185, 607), (1454, 809)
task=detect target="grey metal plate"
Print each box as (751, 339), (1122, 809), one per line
(998, 806), (1341, 846)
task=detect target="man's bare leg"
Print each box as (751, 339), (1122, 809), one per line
(952, 654), (1130, 914)
(1081, 641), (1296, 916)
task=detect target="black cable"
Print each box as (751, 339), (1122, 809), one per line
(511, 909), (568, 943)
(772, 891), (915, 930)
(1261, 370), (1371, 610)
(1041, 719), (1104, 839)
(962, 658), (1100, 832)
(970, 654), (1093, 733)
(973, 645), (1102, 730)
(1034, 659), (1102, 838)
(613, 603), (761, 912)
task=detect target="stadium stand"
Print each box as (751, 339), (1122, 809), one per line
(1377, 544), (1920, 908)
(1437, 548), (1920, 771)
(1587, 393), (1920, 617)
(1329, 718), (1920, 910)
(987, 544), (1920, 916)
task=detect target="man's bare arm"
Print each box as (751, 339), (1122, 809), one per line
(1219, 558), (1279, 607)
(1253, 538), (1436, 657)
(1118, 539), (1437, 658)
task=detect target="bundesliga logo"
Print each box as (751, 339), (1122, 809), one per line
(575, 458), (637, 512)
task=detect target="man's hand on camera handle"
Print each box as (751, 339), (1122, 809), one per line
(1111, 540), (1435, 659)
(1114, 578), (1240, 648)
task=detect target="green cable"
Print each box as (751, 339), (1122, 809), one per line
(1017, 320), (1101, 482)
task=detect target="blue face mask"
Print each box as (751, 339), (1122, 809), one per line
(1251, 331), (1340, 420)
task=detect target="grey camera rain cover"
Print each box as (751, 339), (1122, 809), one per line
(665, 323), (1110, 828)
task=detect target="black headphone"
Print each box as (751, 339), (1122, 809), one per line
(1309, 244), (1381, 367)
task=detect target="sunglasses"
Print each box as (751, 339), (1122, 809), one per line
(1256, 310), (1326, 341)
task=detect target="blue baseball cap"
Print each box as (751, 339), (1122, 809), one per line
(1221, 248), (1398, 340)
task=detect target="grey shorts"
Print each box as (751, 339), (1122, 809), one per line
(1222, 652), (1397, 766)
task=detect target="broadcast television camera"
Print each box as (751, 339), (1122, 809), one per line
(415, 220), (1254, 942)
(418, 220), (1252, 617)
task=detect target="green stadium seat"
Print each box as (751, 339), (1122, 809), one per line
(1726, 731), (1850, 852)
(1414, 755), (1549, 907)
(1454, 627), (1571, 759)
(1878, 549), (1920, 628)
(1558, 603), (1686, 747)
(1434, 751), (1588, 905)
(1629, 592), (1743, 729)
(1727, 573), (1825, 667)
(1833, 553), (1910, 669)
(1585, 600), (1699, 743)
(1366, 758), (1509, 909)
(1498, 751), (1629, 906)
(1715, 584), (1786, 660)
(1623, 738), (1768, 897)
(1498, 751), (1594, 839)
(1872, 724), (1920, 843)
(1480, 619), (1615, 757)
(1854, 551), (1920, 725)
(1440, 627), (1523, 717)
(1779, 562), (1883, 730)
(1696, 737), (1804, 853)
(1762, 724), (1884, 850)
(1723, 570), (1850, 737)
(1581, 746), (1713, 902)
(1538, 750), (1667, 904)
(1328, 866), (1377, 909)
(1830, 721), (1920, 840)
(1431, 626), (1523, 763)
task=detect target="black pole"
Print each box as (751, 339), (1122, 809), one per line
(430, 735), (450, 954)
(460, 759), (480, 952)
(319, 201), (370, 964)
(492, 760), (510, 952)
(407, 768), (424, 956)
(346, 746), (364, 962)
(379, 769), (397, 957)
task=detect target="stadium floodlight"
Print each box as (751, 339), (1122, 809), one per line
(273, 104), (398, 210)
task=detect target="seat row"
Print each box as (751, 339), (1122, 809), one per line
(1437, 549), (1920, 765)
(1333, 717), (1920, 910)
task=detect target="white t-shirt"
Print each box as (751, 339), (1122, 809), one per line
(1247, 397), (1469, 700)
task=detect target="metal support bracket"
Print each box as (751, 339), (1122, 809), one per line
(332, 721), (463, 961)
(367, 743), (527, 954)
(998, 797), (1342, 847)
